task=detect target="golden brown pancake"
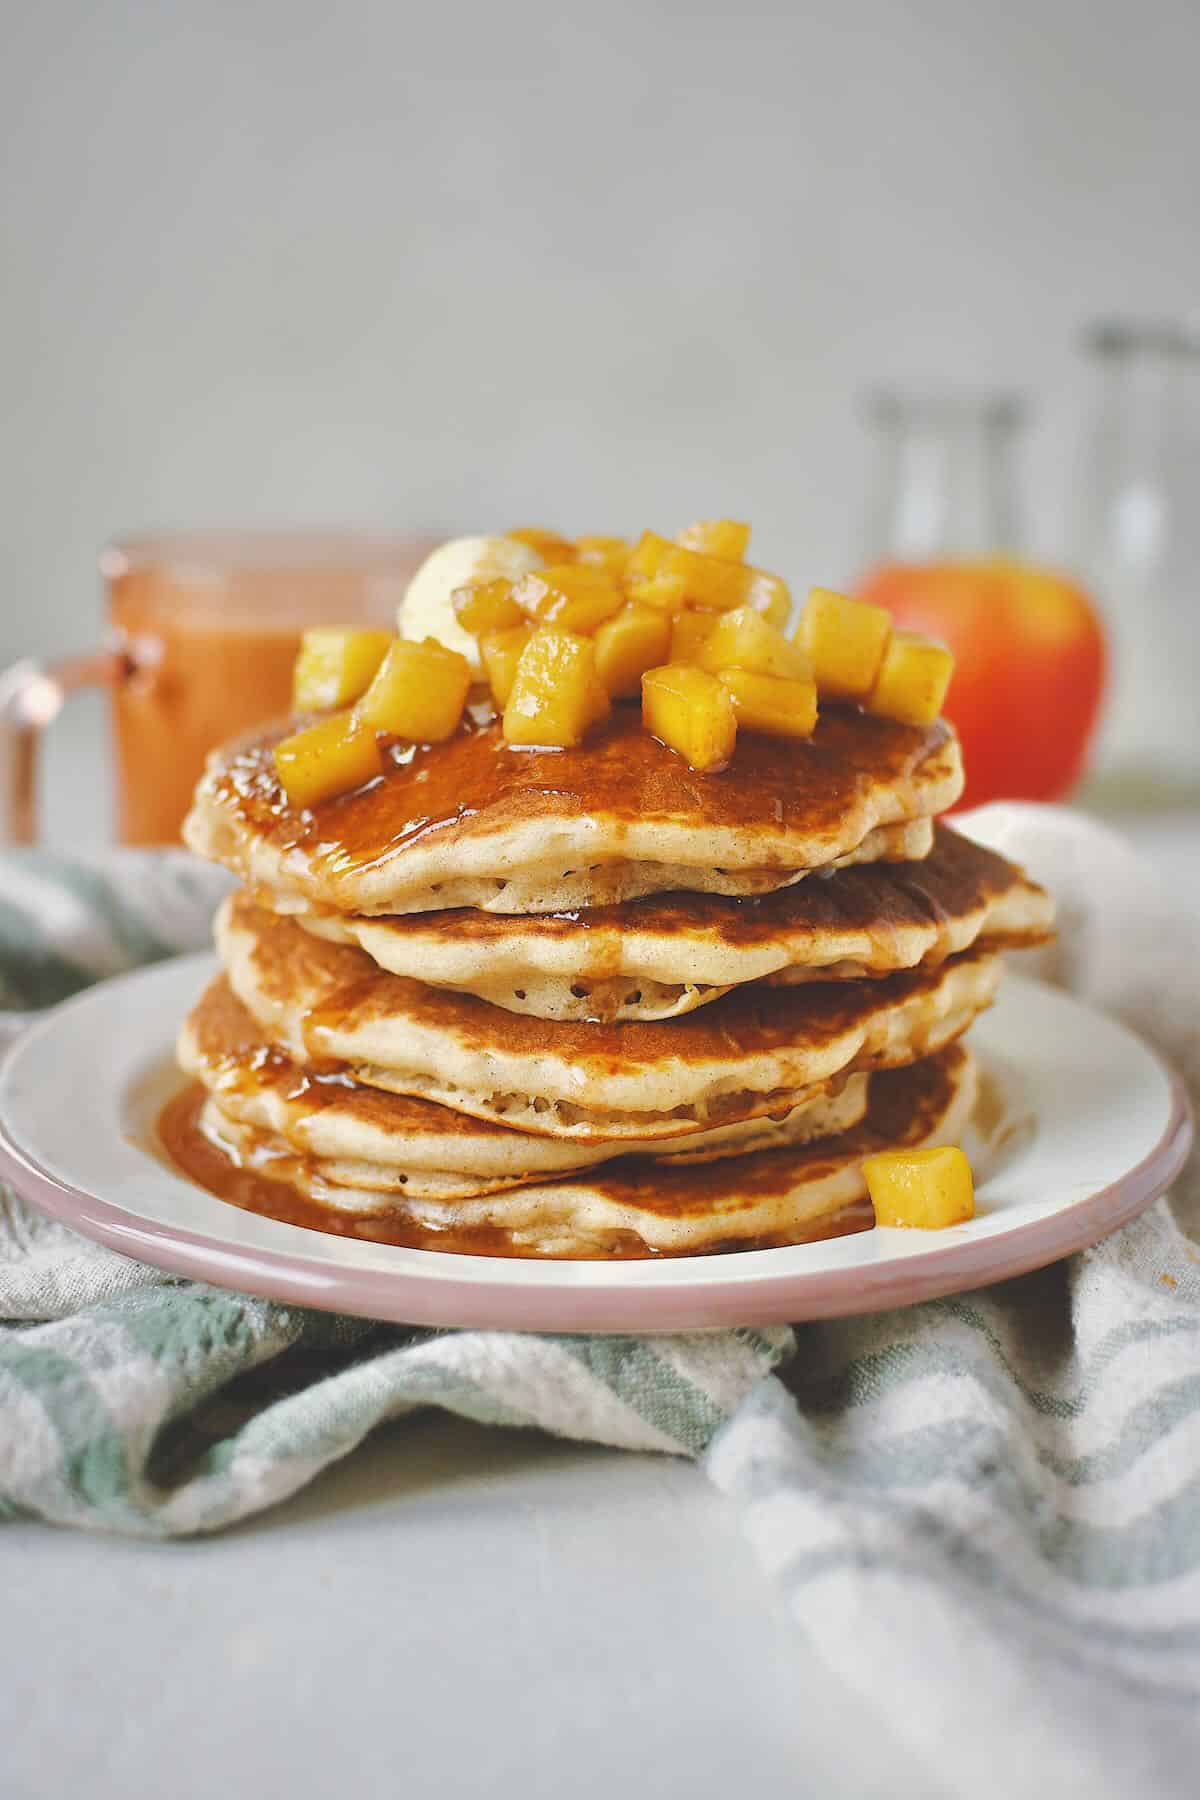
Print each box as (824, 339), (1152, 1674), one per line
(167, 1042), (979, 1259)
(198, 1099), (531, 1205)
(179, 977), (871, 1184)
(216, 893), (999, 1140)
(424, 1044), (979, 1256)
(291, 824), (1052, 1021)
(183, 701), (962, 916)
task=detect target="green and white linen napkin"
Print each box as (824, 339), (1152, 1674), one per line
(0, 808), (1197, 1795)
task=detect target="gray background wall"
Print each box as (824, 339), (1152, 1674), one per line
(3, 0), (1199, 660)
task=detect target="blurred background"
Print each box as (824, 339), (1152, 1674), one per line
(2, 0), (1198, 840)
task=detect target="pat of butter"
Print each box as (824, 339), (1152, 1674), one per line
(399, 536), (544, 669)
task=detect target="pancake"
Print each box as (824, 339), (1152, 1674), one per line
(200, 1100), (530, 1204)
(199, 1073), (874, 1208)
(197, 1094), (525, 1209)
(261, 816), (936, 920)
(403, 1045), (978, 1257)
(217, 893), (999, 1141)
(179, 977), (872, 1188)
(173, 1045), (979, 1259)
(293, 824), (1052, 1021)
(183, 702), (963, 916)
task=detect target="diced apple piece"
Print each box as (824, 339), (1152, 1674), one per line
(513, 564), (624, 635)
(537, 587), (626, 635)
(642, 664), (737, 772)
(862, 1145), (975, 1229)
(593, 604), (672, 698)
(676, 519), (751, 561)
(357, 637), (471, 742)
(717, 668), (818, 739)
(866, 631), (955, 727)
(583, 676), (612, 729)
(669, 610), (719, 663)
(697, 605), (813, 680)
(291, 629), (393, 712)
(515, 563), (617, 605)
(748, 588), (790, 631)
(506, 527), (575, 562)
(626, 532), (790, 626)
(273, 710), (382, 810)
(478, 623), (533, 709)
(624, 532), (669, 587)
(503, 629), (603, 747)
(575, 535), (630, 577)
(626, 572), (687, 613)
(452, 578), (525, 636)
(796, 587), (893, 701)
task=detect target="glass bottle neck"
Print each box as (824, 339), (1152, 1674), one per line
(863, 392), (1025, 564)
(1083, 332), (1196, 508)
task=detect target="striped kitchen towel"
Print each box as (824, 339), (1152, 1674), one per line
(0, 807), (1197, 1797)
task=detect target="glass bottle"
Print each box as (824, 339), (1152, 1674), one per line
(1075, 320), (1200, 801)
(862, 387), (1027, 561)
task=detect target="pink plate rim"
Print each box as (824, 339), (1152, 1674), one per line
(0, 1060), (1191, 1334)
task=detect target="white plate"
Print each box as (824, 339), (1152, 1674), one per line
(0, 954), (1190, 1332)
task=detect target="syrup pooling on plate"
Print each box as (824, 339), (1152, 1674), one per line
(161, 1058), (964, 1256)
(160, 1076), (876, 1258)
(158, 1082), (531, 1257)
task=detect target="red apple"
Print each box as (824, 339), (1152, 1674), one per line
(855, 559), (1107, 810)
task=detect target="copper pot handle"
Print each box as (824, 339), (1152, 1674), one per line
(0, 650), (126, 845)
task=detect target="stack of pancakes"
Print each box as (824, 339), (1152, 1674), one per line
(178, 704), (1052, 1257)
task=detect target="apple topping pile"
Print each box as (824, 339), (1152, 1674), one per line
(272, 523), (954, 809)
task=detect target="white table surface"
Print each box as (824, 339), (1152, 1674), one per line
(4, 1413), (951, 1800)
(5, 699), (1197, 1800)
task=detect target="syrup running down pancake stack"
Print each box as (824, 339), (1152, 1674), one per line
(172, 524), (1054, 1258)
